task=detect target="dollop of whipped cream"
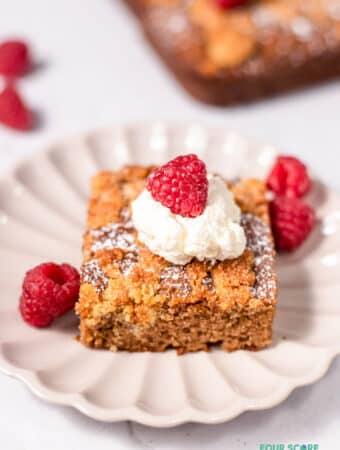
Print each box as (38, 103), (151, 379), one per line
(131, 174), (246, 265)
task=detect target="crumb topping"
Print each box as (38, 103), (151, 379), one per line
(77, 168), (277, 323)
(160, 265), (192, 297)
(90, 223), (137, 253)
(80, 260), (108, 292)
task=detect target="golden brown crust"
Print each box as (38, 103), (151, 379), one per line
(76, 166), (277, 353)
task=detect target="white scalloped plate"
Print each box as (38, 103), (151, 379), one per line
(0, 123), (339, 427)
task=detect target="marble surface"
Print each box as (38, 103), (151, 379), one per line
(0, 0), (339, 448)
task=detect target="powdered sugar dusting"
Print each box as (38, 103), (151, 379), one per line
(252, 1), (340, 40)
(291, 16), (315, 41)
(89, 208), (139, 276)
(147, 5), (195, 52)
(328, 1), (340, 20)
(85, 209), (275, 300)
(81, 260), (108, 293)
(201, 275), (215, 292)
(90, 223), (137, 253)
(119, 253), (139, 276)
(160, 266), (192, 297)
(241, 213), (276, 301)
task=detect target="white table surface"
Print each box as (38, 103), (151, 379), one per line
(0, 1), (339, 448)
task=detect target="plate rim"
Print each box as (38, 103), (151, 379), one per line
(1, 122), (340, 427)
(0, 349), (338, 427)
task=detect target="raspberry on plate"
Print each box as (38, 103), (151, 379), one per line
(0, 85), (33, 131)
(267, 156), (311, 198)
(146, 154), (208, 218)
(270, 196), (316, 252)
(19, 263), (80, 327)
(0, 40), (30, 77)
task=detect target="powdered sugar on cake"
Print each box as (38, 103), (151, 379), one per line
(89, 209), (139, 276)
(80, 260), (108, 293)
(84, 204), (275, 301)
(160, 265), (192, 297)
(241, 213), (276, 301)
(90, 223), (137, 254)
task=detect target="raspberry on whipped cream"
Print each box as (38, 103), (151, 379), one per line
(147, 154), (208, 218)
(132, 174), (246, 265)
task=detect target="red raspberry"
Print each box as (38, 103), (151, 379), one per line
(267, 156), (311, 198)
(270, 196), (316, 252)
(0, 85), (33, 131)
(214, 0), (248, 8)
(147, 154), (208, 218)
(0, 40), (30, 77)
(19, 263), (80, 327)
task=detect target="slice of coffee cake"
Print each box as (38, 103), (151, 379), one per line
(76, 166), (277, 353)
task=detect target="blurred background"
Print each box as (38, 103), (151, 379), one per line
(0, 0), (339, 449)
(1, 0), (340, 185)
